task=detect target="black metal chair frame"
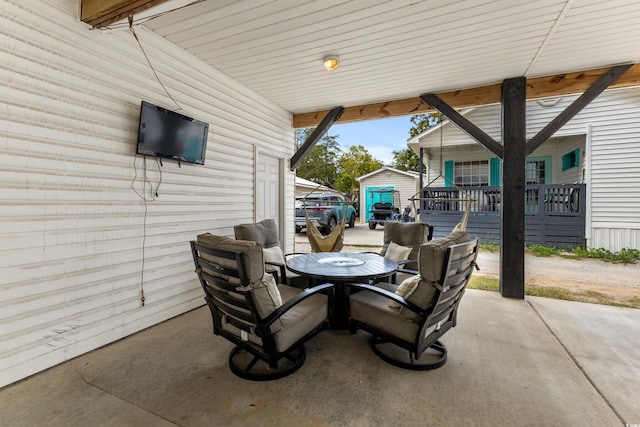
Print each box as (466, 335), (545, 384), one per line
(191, 241), (333, 380)
(348, 239), (479, 371)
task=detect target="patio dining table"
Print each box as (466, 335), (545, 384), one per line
(286, 252), (398, 329)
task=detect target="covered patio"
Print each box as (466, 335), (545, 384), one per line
(1, 290), (639, 426)
(3, 0), (640, 410)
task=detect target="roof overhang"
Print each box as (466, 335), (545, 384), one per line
(83, 1), (640, 126)
(293, 64), (640, 127)
(356, 166), (424, 182)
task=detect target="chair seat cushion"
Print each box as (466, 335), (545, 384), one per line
(220, 284), (327, 353)
(274, 285), (328, 352)
(350, 282), (418, 343)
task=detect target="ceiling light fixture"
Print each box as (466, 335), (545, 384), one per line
(323, 55), (340, 71)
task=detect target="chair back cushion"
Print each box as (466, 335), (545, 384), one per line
(234, 219), (281, 250)
(380, 222), (431, 261)
(396, 231), (470, 319)
(418, 231), (470, 282)
(196, 233), (264, 284)
(195, 233), (284, 326)
(235, 219), (286, 265)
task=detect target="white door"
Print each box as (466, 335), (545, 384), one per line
(256, 152), (281, 224)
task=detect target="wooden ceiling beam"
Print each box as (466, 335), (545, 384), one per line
(81, 0), (168, 28)
(292, 63), (640, 128)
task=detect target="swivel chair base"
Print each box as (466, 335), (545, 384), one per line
(229, 345), (306, 381)
(370, 336), (447, 371)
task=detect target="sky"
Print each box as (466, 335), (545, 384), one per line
(330, 115), (415, 165)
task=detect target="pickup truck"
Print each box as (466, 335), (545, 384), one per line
(295, 192), (357, 234)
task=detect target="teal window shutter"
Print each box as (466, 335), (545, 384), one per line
(444, 160), (454, 187)
(489, 157), (501, 186)
(561, 149), (580, 171)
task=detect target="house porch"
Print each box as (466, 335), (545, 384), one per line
(419, 184), (586, 248)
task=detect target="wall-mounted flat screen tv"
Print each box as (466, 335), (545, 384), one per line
(136, 101), (209, 165)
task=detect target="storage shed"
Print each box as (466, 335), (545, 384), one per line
(356, 167), (425, 224)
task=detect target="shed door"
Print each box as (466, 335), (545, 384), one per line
(365, 186), (394, 221)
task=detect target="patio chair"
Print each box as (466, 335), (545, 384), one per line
(191, 233), (333, 380)
(380, 221), (434, 267)
(348, 231), (479, 370)
(234, 218), (308, 288)
(370, 221), (434, 284)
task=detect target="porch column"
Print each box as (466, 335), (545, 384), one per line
(419, 147), (424, 189)
(500, 77), (526, 299)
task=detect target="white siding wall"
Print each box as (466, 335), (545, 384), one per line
(587, 89), (640, 250)
(0, 0), (295, 387)
(417, 88), (640, 251)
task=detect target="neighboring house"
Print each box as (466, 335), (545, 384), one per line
(356, 167), (425, 224)
(407, 87), (640, 251)
(295, 176), (340, 197)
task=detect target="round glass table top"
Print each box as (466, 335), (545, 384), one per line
(317, 257), (366, 267)
(286, 252), (397, 281)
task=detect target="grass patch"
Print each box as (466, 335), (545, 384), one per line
(479, 243), (499, 253)
(517, 244), (640, 264)
(468, 275), (499, 292)
(526, 245), (561, 257)
(568, 247), (640, 264)
(467, 276), (640, 309)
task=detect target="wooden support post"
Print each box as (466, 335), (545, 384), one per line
(500, 77), (526, 299)
(289, 107), (343, 170)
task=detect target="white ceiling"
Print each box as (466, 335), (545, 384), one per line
(143, 0), (640, 115)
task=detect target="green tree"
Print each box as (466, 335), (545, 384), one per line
(391, 147), (421, 172)
(295, 128), (341, 186)
(335, 145), (383, 199)
(408, 112), (442, 138)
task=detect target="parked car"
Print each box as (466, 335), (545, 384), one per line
(295, 192), (357, 234)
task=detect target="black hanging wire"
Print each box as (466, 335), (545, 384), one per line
(130, 155), (162, 307)
(131, 155), (158, 201)
(409, 115), (476, 228)
(128, 15), (182, 111)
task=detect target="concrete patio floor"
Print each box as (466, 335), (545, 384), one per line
(1, 289), (638, 427)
